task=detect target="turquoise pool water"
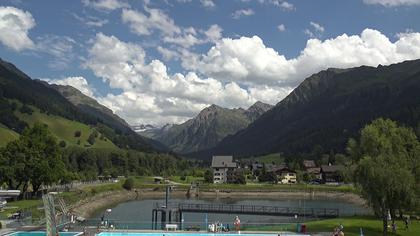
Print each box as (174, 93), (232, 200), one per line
(7, 232), (83, 236)
(97, 233), (308, 236)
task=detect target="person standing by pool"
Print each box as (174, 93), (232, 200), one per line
(234, 216), (241, 232)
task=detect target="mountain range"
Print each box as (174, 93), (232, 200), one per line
(139, 101), (273, 153)
(0, 58), (163, 152)
(2, 57), (420, 160)
(193, 59), (420, 159)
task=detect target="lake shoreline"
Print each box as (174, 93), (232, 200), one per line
(71, 188), (367, 219)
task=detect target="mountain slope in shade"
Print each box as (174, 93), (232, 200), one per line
(0, 58), (159, 152)
(47, 84), (130, 132)
(140, 102), (273, 153)
(195, 59), (420, 159)
(47, 84), (169, 152)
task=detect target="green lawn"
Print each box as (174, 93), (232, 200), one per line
(0, 199), (43, 220)
(0, 123), (19, 147)
(129, 176), (357, 193)
(169, 176), (205, 184)
(243, 216), (420, 236)
(15, 106), (117, 149)
(199, 182), (357, 193)
(242, 153), (284, 164)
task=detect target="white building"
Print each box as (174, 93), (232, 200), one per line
(211, 156), (237, 184)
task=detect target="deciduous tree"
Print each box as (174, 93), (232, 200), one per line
(350, 118), (419, 236)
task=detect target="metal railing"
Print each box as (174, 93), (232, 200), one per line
(154, 202), (339, 218)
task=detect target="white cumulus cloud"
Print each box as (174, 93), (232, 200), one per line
(82, 0), (130, 11)
(0, 6), (35, 51)
(84, 33), (260, 125)
(200, 0), (216, 8)
(277, 24), (286, 32)
(122, 8), (181, 37)
(82, 29), (420, 125)
(183, 29), (420, 89)
(363, 0), (420, 6)
(43, 76), (95, 97)
(232, 9), (255, 19)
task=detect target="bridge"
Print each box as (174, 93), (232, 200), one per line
(151, 202), (339, 229)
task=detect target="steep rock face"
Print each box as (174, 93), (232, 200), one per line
(196, 59), (420, 159)
(139, 102), (273, 153)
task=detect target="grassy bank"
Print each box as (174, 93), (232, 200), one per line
(0, 182), (124, 221)
(132, 176), (358, 193)
(242, 216), (420, 236)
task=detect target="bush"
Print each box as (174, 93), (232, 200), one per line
(87, 132), (96, 145)
(74, 130), (81, 137)
(0, 221), (2, 229)
(59, 140), (66, 148)
(122, 178), (134, 190)
(19, 104), (33, 114)
(204, 169), (213, 183)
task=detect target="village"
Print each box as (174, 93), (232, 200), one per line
(211, 156), (344, 185)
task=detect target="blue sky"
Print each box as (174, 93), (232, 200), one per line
(0, 0), (420, 125)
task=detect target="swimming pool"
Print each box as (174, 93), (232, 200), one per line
(97, 233), (309, 236)
(7, 232), (83, 236)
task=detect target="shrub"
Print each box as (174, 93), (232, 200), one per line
(74, 130), (82, 137)
(204, 170), (213, 183)
(87, 132), (96, 145)
(122, 178), (134, 191)
(19, 104), (33, 114)
(59, 140), (66, 148)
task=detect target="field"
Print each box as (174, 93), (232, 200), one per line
(0, 123), (19, 146)
(241, 153), (284, 164)
(14, 105), (117, 149)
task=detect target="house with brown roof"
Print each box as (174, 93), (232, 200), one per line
(321, 164), (344, 184)
(272, 167), (297, 184)
(303, 160), (316, 169)
(302, 160), (321, 182)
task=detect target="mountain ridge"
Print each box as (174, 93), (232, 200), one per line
(190, 59), (420, 159)
(139, 101), (273, 153)
(0, 58), (162, 152)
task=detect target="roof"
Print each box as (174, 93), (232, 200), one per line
(321, 165), (343, 173)
(272, 167), (296, 174)
(306, 167), (321, 174)
(211, 156), (237, 168)
(303, 160), (316, 168)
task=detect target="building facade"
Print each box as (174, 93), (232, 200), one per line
(211, 156), (237, 184)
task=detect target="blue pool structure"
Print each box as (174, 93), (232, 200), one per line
(6, 232), (83, 236)
(97, 233), (309, 236)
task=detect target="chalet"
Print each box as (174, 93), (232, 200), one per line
(251, 163), (284, 174)
(302, 160), (321, 181)
(303, 160), (316, 169)
(211, 156), (238, 184)
(321, 165), (344, 184)
(273, 167), (297, 184)
(306, 167), (322, 181)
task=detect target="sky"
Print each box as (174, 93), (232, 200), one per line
(1, 0), (420, 126)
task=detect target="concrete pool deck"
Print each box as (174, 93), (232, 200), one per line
(94, 230), (311, 236)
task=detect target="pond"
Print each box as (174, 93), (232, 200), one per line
(86, 196), (370, 230)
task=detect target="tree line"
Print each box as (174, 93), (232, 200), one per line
(0, 123), (196, 197)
